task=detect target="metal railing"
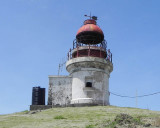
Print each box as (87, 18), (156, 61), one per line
(67, 47), (112, 62)
(67, 39), (112, 62)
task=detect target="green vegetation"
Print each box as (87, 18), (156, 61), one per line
(0, 106), (160, 128)
(85, 124), (95, 128)
(21, 110), (29, 114)
(54, 115), (66, 119)
(106, 113), (145, 128)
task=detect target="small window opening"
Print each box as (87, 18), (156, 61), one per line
(86, 82), (92, 87)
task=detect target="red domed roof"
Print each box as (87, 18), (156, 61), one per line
(76, 19), (104, 44)
(77, 24), (104, 36)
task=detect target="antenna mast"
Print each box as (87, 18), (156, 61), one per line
(58, 58), (66, 76)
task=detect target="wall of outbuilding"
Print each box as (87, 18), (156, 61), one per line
(48, 76), (72, 106)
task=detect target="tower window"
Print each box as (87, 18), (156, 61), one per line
(85, 77), (93, 88)
(86, 82), (92, 87)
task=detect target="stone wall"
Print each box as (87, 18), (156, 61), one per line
(30, 105), (52, 111)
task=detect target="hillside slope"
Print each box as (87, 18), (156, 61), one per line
(0, 106), (160, 128)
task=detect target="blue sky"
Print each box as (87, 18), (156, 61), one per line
(0, 0), (160, 114)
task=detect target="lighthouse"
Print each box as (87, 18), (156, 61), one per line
(66, 15), (113, 105)
(47, 15), (113, 106)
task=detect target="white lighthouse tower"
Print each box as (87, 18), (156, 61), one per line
(66, 16), (113, 105)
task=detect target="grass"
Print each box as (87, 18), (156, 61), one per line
(54, 115), (66, 119)
(85, 124), (95, 128)
(105, 114), (145, 128)
(0, 106), (160, 128)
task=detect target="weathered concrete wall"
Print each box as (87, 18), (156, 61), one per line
(48, 76), (72, 106)
(66, 57), (113, 105)
(70, 69), (110, 105)
(66, 57), (113, 74)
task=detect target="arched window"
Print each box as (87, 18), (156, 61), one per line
(86, 82), (92, 87)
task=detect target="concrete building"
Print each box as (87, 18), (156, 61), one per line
(48, 16), (113, 107)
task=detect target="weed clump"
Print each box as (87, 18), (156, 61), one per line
(115, 114), (143, 125)
(54, 115), (66, 119)
(85, 124), (94, 128)
(107, 113), (151, 128)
